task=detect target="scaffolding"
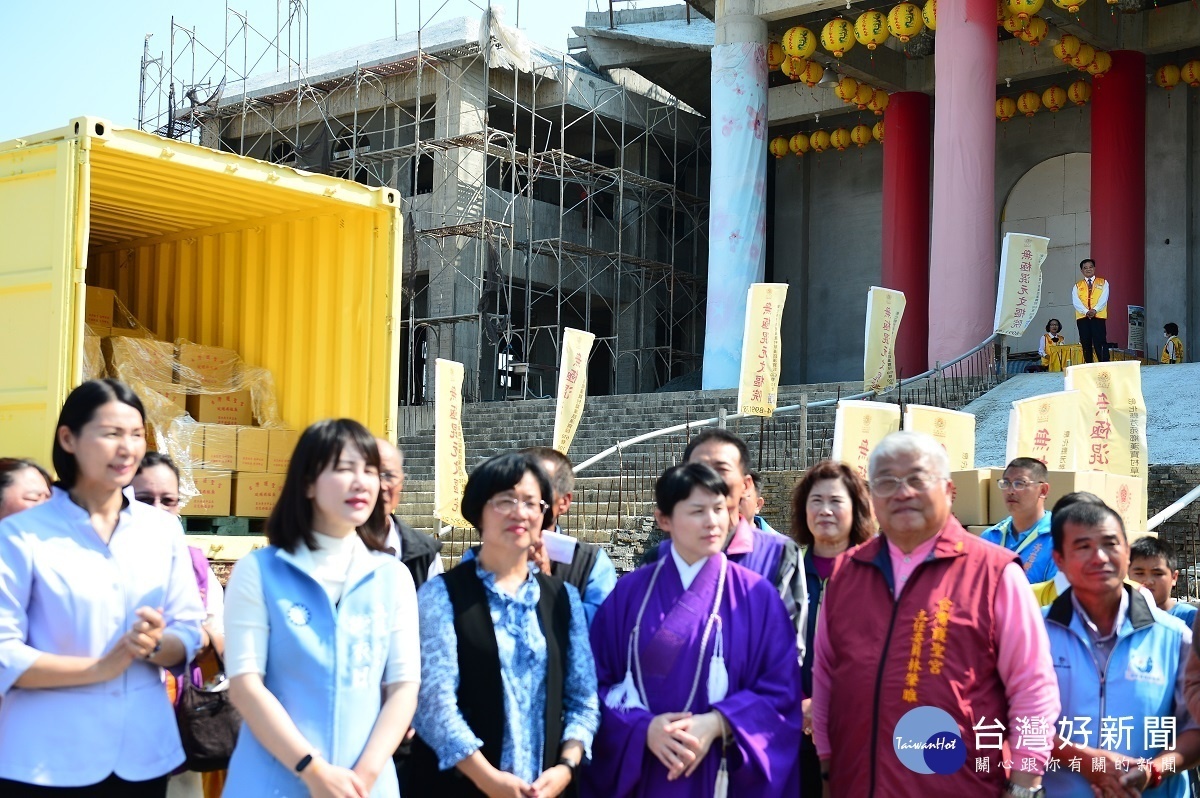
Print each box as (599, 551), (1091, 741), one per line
(138, 1), (709, 403)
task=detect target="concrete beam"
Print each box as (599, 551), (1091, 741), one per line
(1039, 4), (1120, 52)
(1144, 2), (1200, 55)
(758, 0), (856, 23)
(576, 32), (702, 69)
(768, 81), (870, 124)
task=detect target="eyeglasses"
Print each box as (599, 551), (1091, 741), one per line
(869, 473), (941, 496)
(135, 493), (180, 508)
(488, 496), (549, 517)
(997, 479), (1046, 491)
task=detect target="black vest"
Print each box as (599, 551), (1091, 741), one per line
(394, 516), (442, 591)
(406, 561), (574, 796)
(551, 540), (600, 597)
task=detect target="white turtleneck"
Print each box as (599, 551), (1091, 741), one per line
(670, 544), (710, 591)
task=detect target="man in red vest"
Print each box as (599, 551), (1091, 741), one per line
(811, 431), (1060, 797)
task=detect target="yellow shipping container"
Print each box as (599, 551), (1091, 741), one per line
(0, 117), (403, 467)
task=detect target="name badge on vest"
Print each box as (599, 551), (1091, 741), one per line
(286, 602), (312, 626)
(1125, 652), (1165, 685)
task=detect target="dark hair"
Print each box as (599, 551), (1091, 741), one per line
(266, 419), (387, 553)
(1050, 500), (1124, 553)
(682, 428), (751, 476)
(520, 446), (574, 498)
(790, 460), (875, 549)
(137, 451), (180, 480)
(655, 462), (729, 517)
(748, 470), (763, 494)
(461, 452), (554, 531)
(1051, 490), (1106, 516)
(1045, 318), (1062, 333)
(1080, 258), (1095, 270)
(1131, 535), (1178, 572)
(0, 458), (53, 496)
(52, 379), (146, 489)
(1005, 457), (1048, 482)
(1165, 322), (1180, 336)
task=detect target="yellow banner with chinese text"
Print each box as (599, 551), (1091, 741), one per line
(993, 233), (1050, 337)
(903, 405), (976, 471)
(863, 287), (906, 393)
(552, 328), (596, 454)
(434, 358), (470, 528)
(1005, 391), (1088, 470)
(1064, 361), (1149, 478)
(737, 283), (789, 416)
(832, 400), (901, 480)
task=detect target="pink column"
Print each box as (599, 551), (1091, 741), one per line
(1090, 50), (1145, 350)
(882, 92), (931, 378)
(927, 0), (998, 365)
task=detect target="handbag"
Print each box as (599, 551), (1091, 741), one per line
(176, 649), (241, 772)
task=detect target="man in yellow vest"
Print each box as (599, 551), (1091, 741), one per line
(1072, 258), (1109, 363)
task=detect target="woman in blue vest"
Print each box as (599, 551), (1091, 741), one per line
(223, 419), (420, 797)
(407, 452), (600, 797)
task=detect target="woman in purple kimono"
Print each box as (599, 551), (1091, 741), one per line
(583, 463), (802, 798)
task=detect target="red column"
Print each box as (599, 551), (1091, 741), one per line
(1090, 50), (1145, 350)
(927, 0), (998, 365)
(882, 92), (931, 378)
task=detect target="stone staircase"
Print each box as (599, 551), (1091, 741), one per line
(393, 373), (1007, 571)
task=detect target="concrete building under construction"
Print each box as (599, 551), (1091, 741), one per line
(142, 7), (709, 404)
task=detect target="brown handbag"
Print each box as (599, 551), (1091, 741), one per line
(176, 650), (241, 772)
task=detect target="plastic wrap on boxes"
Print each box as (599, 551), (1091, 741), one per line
(83, 325), (106, 381)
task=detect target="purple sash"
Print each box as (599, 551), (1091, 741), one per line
(638, 553), (723, 701)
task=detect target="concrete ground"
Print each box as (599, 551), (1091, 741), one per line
(963, 363), (1200, 467)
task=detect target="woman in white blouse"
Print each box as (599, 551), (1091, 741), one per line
(0, 379), (206, 797)
(222, 419), (420, 798)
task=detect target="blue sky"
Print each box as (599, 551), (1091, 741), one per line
(0, 0), (611, 142)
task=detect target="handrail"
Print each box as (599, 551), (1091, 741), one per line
(1148, 483), (1200, 531)
(575, 334), (1000, 473)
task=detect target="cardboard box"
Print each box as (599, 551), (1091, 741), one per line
(988, 469), (1107, 525)
(237, 427), (270, 472)
(108, 326), (151, 339)
(200, 424), (237, 470)
(103, 337), (174, 384)
(268, 429), (299, 473)
(232, 472), (287, 517)
(1104, 474), (1148, 537)
(187, 391), (253, 426)
(85, 286), (115, 328)
(178, 343), (240, 387)
(966, 526), (991, 536)
(166, 390), (186, 410)
(181, 470), (232, 517)
(183, 425), (205, 467)
(951, 469), (998, 527)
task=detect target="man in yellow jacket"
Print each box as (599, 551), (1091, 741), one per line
(1072, 258), (1110, 363)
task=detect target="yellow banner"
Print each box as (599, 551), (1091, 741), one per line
(552, 328), (596, 454)
(832, 400), (901, 480)
(434, 358), (470, 528)
(863, 287), (906, 393)
(1104, 473), (1148, 537)
(1064, 361), (1149, 478)
(903, 405), (976, 471)
(993, 233), (1050, 337)
(737, 283), (789, 417)
(1005, 390), (1088, 471)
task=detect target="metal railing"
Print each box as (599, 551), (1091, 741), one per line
(576, 334), (1005, 474)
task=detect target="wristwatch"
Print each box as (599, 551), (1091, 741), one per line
(558, 757), (578, 781)
(1004, 782), (1045, 798)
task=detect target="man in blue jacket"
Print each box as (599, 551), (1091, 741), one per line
(982, 457), (1057, 583)
(1043, 502), (1200, 797)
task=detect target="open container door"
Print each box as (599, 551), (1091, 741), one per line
(0, 122), (91, 464)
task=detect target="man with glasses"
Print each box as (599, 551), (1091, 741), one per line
(811, 431), (1058, 798)
(374, 438), (443, 589)
(981, 457), (1058, 583)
